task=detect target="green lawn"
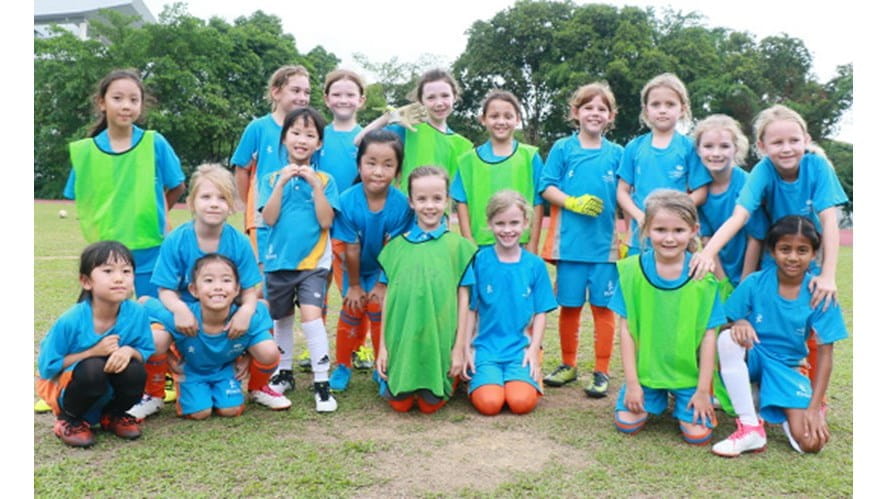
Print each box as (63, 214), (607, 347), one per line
(34, 201), (853, 497)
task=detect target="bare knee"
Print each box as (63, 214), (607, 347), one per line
(214, 405), (244, 418)
(186, 409), (212, 420)
(249, 340), (280, 365)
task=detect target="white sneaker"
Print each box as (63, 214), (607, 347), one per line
(250, 385), (292, 410)
(712, 418), (767, 457)
(267, 369), (294, 394)
(314, 382), (337, 413)
(126, 394), (164, 420)
(782, 421), (804, 453)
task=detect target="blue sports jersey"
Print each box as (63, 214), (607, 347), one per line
(608, 250), (725, 330)
(539, 134), (623, 262)
(259, 166), (340, 272)
(699, 167), (768, 287)
(451, 140), (545, 205)
(470, 247), (557, 362)
(332, 184), (413, 291)
(64, 126), (184, 273)
(617, 132), (710, 248)
(314, 124), (362, 192)
(737, 152), (848, 237)
(230, 114), (288, 213)
(150, 221), (262, 302)
(144, 298), (273, 380)
(724, 267), (848, 366)
(38, 300), (155, 380)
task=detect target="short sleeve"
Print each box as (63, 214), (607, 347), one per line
(451, 170), (467, 203)
(810, 301), (849, 345)
(459, 262), (475, 288)
(685, 144), (711, 191)
(63, 170), (76, 199)
(323, 174), (340, 211)
(736, 162), (771, 214)
(705, 287), (726, 329)
(150, 235), (185, 290)
(233, 233), (262, 289)
(809, 155), (849, 213)
(231, 121), (258, 168)
(127, 304), (157, 363)
(332, 208), (359, 244)
(37, 315), (74, 379)
(246, 303), (274, 346)
(384, 124), (407, 144)
(153, 132), (185, 189)
(538, 140), (566, 193)
(531, 258), (557, 314)
(616, 138), (637, 185)
(724, 276), (755, 322)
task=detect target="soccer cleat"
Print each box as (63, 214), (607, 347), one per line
(329, 364), (352, 392)
(100, 413), (142, 440)
(126, 394), (164, 420)
(53, 418), (95, 447)
(268, 369), (295, 394)
(584, 371), (610, 398)
(34, 398), (52, 413)
(782, 422), (804, 453)
(297, 350), (312, 372)
(353, 345), (375, 371)
(712, 419), (767, 457)
(250, 385), (292, 410)
(543, 364), (578, 387)
(314, 381), (338, 413)
(164, 375), (177, 402)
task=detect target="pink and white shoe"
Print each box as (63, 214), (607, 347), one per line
(712, 418), (767, 457)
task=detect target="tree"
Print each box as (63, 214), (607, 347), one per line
(34, 5), (332, 198)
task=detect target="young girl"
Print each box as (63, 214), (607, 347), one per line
(64, 69), (185, 298)
(260, 107), (340, 412)
(452, 90), (545, 252)
(691, 104), (848, 311)
(127, 164), (284, 420)
(609, 190), (725, 445)
(694, 114), (767, 296)
(463, 191), (557, 415)
(329, 130), (413, 392)
(538, 82), (623, 397)
(712, 216), (847, 456)
(356, 68), (473, 191)
(141, 254), (283, 420)
(616, 73), (710, 254)
(318, 69), (373, 371)
(375, 166), (477, 413)
(231, 65), (311, 261)
(689, 105), (849, 385)
(37, 241), (155, 447)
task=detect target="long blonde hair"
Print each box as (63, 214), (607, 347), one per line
(642, 189), (699, 253)
(639, 73), (692, 130)
(186, 163), (236, 217)
(692, 114), (749, 166)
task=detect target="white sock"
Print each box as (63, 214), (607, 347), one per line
(717, 329), (760, 426)
(274, 315), (295, 371)
(303, 318), (331, 382)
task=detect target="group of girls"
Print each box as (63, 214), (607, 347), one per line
(37, 63), (848, 459)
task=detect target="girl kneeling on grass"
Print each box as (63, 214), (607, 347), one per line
(609, 189), (725, 445)
(37, 241), (155, 447)
(462, 190), (557, 415)
(712, 216), (848, 456)
(375, 166), (477, 413)
(141, 254), (280, 420)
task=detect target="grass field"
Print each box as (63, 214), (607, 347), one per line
(33, 201), (853, 497)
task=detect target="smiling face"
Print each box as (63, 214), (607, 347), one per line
(643, 86), (683, 133)
(771, 233), (814, 281)
(81, 255), (134, 305)
(646, 208), (698, 263)
(572, 95), (613, 139)
(489, 204), (529, 251)
(697, 128), (737, 175)
(758, 119), (810, 180)
(420, 79), (455, 127)
(480, 98), (519, 144)
(273, 74), (311, 114)
(408, 174), (448, 232)
(99, 77), (142, 130)
(324, 78), (364, 122)
(282, 117), (322, 165)
(359, 142), (399, 196)
(189, 260), (240, 313)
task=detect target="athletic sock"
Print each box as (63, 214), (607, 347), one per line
(717, 330), (759, 426)
(273, 315), (295, 371)
(590, 305), (615, 373)
(303, 318), (331, 382)
(558, 306), (582, 366)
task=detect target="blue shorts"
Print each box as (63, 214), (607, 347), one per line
(615, 384), (716, 428)
(747, 347), (813, 424)
(467, 359), (541, 394)
(177, 374), (244, 416)
(555, 261), (618, 307)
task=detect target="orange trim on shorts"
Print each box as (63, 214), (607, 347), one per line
(35, 370), (74, 416)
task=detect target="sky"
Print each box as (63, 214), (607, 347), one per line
(141, 0), (855, 140)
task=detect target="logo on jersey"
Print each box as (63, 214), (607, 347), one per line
(567, 170), (575, 178)
(802, 199), (814, 216)
(602, 170), (615, 184)
(266, 145), (274, 155)
(486, 284), (494, 294)
(187, 346), (196, 353)
(669, 164), (687, 180)
(755, 314), (763, 324)
(604, 280), (615, 297)
(522, 286), (531, 298)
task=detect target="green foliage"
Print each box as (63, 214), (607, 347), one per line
(352, 52), (449, 125)
(821, 139), (853, 220)
(451, 0), (854, 168)
(34, 5), (329, 198)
